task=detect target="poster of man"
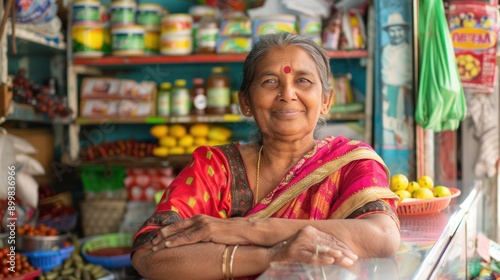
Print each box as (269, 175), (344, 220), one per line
(374, 0), (415, 176)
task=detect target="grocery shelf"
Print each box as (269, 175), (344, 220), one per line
(6, 23), (66, 56)
(72, 50), (368, 66)
(76, 112), (364, 125)
(6, 102), (73, 124)
(76, 114), (251, 125)
(79, 154), (191, 167)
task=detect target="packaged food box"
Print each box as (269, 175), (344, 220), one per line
(216, 37), (252, 54)
(220, 17), (252, 36)
(118, 100), (156, 117)
(80, 99), (119, 117)
(81, 78), (121, 98)
(119, 80), (157, 99)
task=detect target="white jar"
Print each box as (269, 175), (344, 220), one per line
(111, 25), (145, 56)
(161, 13), (193, 35)
(160, 33), (192, 55)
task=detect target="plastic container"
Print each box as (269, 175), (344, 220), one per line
(160, 33), (192, 55)
(157, 82), (172, 117)
(191, 78), (207, 115)
(110, 0), (136, 26)
(196, 11), (219, 54)
(23, 245), (74, 272)
(72, 24), (104, 58)
(72, 0), (101, 24)
(161, 13), (193, 35)
(171, 79), (191, 116)
(81, 165), (126, 192)
(206, 67), (230, 114)
(111, 25), (145, 56)
(144, 29), (160, 54)
(81, 233), (133, 269)
(137, 3), (165, 28)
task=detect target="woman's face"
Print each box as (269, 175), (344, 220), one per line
(245, 45), (331, 142)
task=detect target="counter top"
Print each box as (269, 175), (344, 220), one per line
(258, 181), (483, 280)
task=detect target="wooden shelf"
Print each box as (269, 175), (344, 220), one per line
(6, 102), (73, 124)
(76, 112), (364, 125)
(72, 50), (368, 66)
(79, 154), (192, 167)
(7, 23), (66, 56)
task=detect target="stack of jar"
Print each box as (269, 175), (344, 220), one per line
(109, 0), (143, 56)
(160, 13), (193, 55)
(71, 0), (110, 58)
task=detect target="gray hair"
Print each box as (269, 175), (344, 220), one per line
(240, 32), (333, 99)
(240, 33), (331, 143)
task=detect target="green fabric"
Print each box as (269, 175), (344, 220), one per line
(416, 0), (467, 131)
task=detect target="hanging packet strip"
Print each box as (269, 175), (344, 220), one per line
(447, 0), (498, 93)
(415, 0), (467, 132)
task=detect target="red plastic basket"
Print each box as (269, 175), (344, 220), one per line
(396, 188), (461, 216)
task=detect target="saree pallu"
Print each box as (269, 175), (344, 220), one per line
(133, 136), (399, 250)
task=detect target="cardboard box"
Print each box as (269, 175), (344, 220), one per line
(81, 78), (121, 98)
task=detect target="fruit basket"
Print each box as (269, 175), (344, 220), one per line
(396, 188), (461, 216)
(81, 232), (133, 269)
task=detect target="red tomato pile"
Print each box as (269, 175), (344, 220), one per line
(16, 224), (58, 237)
(0, 248), (36, 279)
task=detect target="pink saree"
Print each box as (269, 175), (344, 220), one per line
(133, 135), (399, 249)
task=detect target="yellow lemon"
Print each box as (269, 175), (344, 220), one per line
(159, 136), (177, 147)
(390, 174), (409, 192)
(150, 125), (168, 138)
(186, 146), (198, 154)
(194, 137), (208, 146)
(152, 147), (169, 157)
(208, 126), (232, 141)
(169, 147), (185, 155)
(169, 124), (187, 138)
(178, 135), (194, 147)
(394, 189), (412, 202)
(433, 186), (452, 197)
(406, 181), (421, 194)
(412, 188), (434, 199)
(417, 175), (434, 189)
(189, 124), (210, 137)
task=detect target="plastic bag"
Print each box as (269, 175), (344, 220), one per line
(415, 0), (466, 131)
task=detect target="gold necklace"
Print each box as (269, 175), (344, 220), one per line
(255, 145), (264, 206)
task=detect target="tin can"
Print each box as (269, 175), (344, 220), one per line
(73, 0), (101, 24)
(111, 25), (145, 56)
(72, 24), (104, 58)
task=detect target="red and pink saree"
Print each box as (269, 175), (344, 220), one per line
(133, 135), (399, 250)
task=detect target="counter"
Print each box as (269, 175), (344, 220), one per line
(258, 180), (484, 280)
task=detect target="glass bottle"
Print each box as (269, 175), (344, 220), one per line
(171, 79), (190, 116)
(190, 78), (207, 115)
(196, 11), (219, 54)
(157, 82), (171, 116)
(206, 66), (230, 114)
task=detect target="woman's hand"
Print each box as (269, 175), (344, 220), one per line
(151, 214), (249, 250)
(268, 225), (358, 268)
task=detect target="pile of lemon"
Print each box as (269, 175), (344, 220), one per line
(390, 174), (452, 201)
(149, 124), (232, 157)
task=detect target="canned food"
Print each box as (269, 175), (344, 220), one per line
(160, 33), (192, 55)
(73, 0), (100, 24)
(111, 25), (145, 56)
(110, 0), (136, 27)
(72, 24), (104, 58)
(161, 14), (192, 35)
(144, 29), (160, 54)
(137, 4), (166, 28)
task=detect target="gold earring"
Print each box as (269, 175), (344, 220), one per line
(246, 109), (251, 116)
(278, 93), (282, 97)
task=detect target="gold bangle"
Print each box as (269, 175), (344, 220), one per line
(229, 244), (239, 280)
(222, 245), (229, 280)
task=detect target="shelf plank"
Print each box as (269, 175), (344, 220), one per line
(72, 50), (368, 66)
(7, 23), (66, 56)
(6, 102), (72, 124)
(76, 112), (364, 125)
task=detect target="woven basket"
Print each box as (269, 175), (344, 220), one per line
(80, 200), (127, 237)
(397, 188), (461, 216)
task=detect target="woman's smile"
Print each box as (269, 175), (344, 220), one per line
(272, 109), (303, 119)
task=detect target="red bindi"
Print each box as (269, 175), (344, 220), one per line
(283, 66), (291, 74)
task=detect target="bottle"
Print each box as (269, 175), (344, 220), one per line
(171, 79), (191, 116)
(196, 11), (219, 54)
(206, 67), (230, 114)
(157, 82), (171, 116)
(190, 78), (207, 115)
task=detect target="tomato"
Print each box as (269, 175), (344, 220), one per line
(1, 267), (9, 276)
